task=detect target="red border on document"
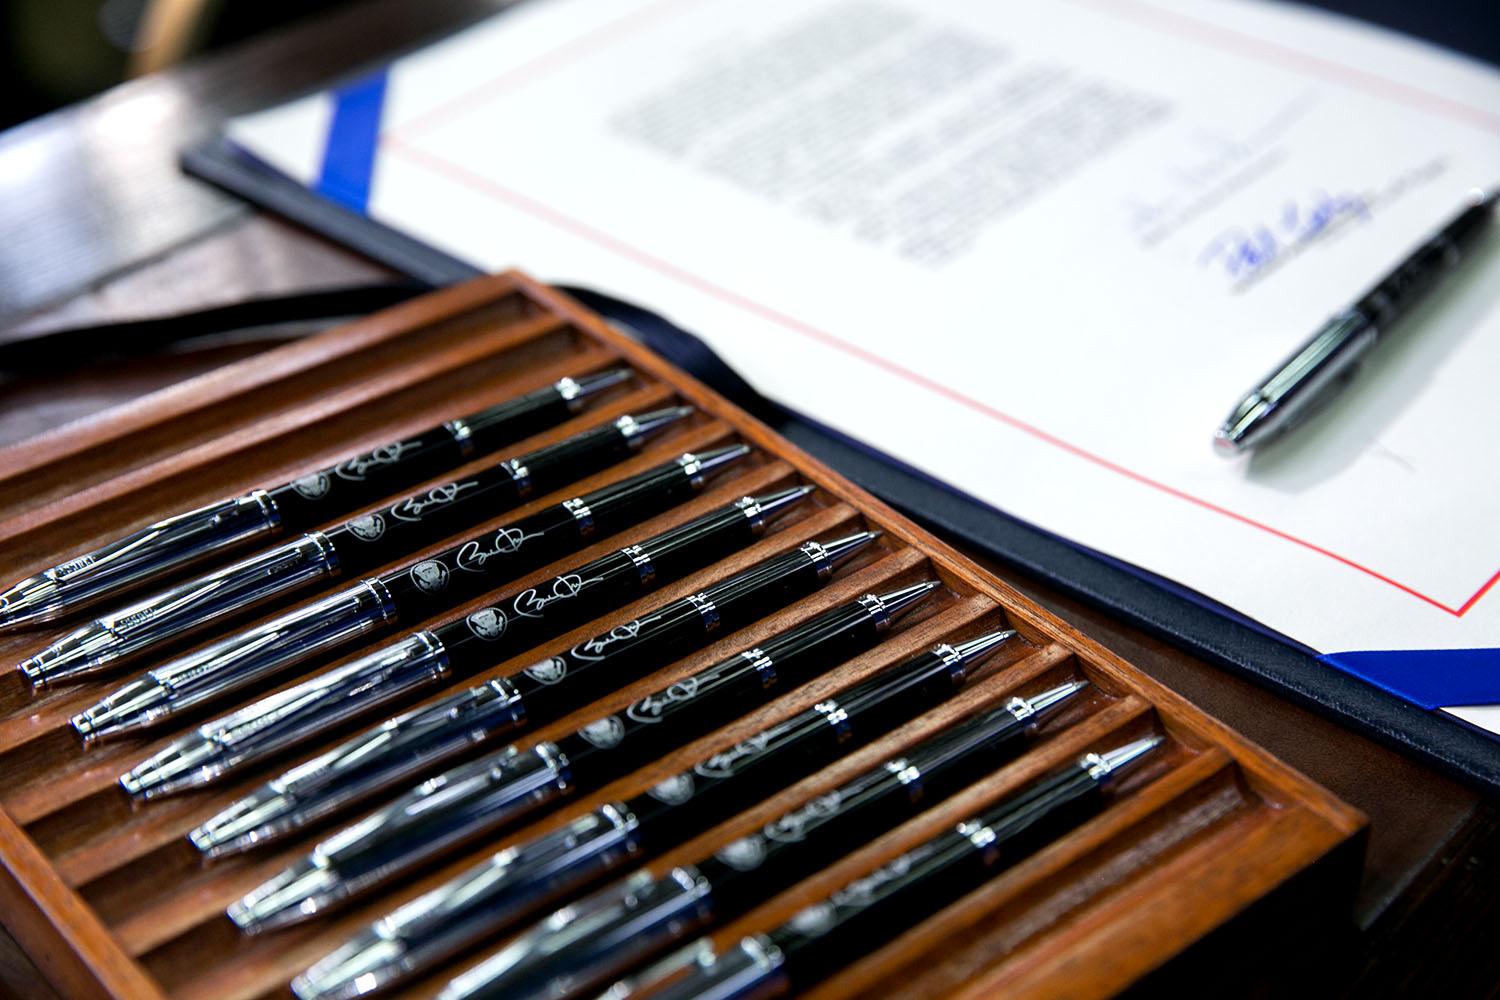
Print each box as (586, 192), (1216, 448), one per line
(380, 0), (1500, 618)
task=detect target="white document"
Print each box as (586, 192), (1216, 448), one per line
(228, 0), (1500, 725)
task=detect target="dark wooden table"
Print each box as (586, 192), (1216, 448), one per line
(1, 2), (1498, 997)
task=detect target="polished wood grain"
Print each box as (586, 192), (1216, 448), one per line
(0, 272), (1363, 999)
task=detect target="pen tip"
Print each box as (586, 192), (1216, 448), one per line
(1023, 677), (1088, 717)
(619, 406), (695, 443)
(572, 368), (634, 397)
(690, 443), (752, 477)
(816, 529), (880, 571)
(1212, 426), (1244, 457)
(1085, 734), (1163, 779)
(950, 628), (1017, 666)
(876, 579), (941, 620)
(748, 484), (816, 523)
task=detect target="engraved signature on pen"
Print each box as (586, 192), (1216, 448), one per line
(335, 440), (423, 481)
(456, 526), (544, 571)
(787, 845), (938, 937)
(763, 790), (843, 844)
(626, 656), (738, 721)
(1198, 189), (1370, 287)
(390, 481), (479, 522)
(512, 573), (602, 619)
(574, 614), (661, 663)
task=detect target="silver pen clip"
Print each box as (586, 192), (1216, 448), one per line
(293, 803), (640, 1000)
(26, 533), (343, 688)
(189, 678), (526, 856)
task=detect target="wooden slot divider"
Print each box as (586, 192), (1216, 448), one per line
(0, 271), (1365, 1000)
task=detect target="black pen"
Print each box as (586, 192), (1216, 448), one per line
(289, 628), (1031, 998)
(24, 404), (690, 686)
(76, 444), (748, 748)
(1215, 189), (1496, 454)
(83, 485), (813, 745)
(440, 682), (1088, 1000)
(576, 736), (1160, 1000)
(192, 578), (927, 855)
(0, 369), (632, 629)
(225, 529), (880, 933)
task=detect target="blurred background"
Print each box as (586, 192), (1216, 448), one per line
(0, 0), (354, 129)
(2, 0), (1496, 132)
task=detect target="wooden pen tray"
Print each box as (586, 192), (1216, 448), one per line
(0, 272), (1365, 1000)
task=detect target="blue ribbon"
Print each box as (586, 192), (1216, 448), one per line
(315, 69), (390, 214)
(1321, 648), (1500, 709)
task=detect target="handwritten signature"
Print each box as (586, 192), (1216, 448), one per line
(694, 729), (776, 779)
(1199, 189), (1370, 287)
(390, 481), (479, 522)
(512, 573), (602, 619)
(457, 526), (543, 571)
(335, 440), (422, 482)
(764, 791), (843, 843)
(575, 615), (660, 663)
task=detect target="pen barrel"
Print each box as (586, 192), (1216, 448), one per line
(824, 649), (968, 739)
(1354, 196), (1493, 328)
(623, 649), (969, 848)
(433, 554), (644, 674)
(145, 581), (398, 713)
(433, 500), (765, 676)
(703, 708), (1029, 919)
(459, 382), (574, 453)
(511, 545), (821, 725)
(267, 433), (471, 534)
(513, 422), (634, 489)
(322, 743), (569, 888)
(378, 504), (579, 620)
(320, 417), (666, 579)
(549, 602), (875, 792)
(770, 766), (1103, 986)
(322, 467), (533, 578)
(580, 460), (703, 527)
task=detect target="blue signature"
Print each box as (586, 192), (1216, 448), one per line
(1199, 190), (1370, 283)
